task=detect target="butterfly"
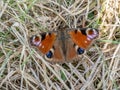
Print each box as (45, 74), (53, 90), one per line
(30, 28), (99, 63)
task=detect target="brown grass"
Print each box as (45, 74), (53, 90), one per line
(0, 0), (120, 90)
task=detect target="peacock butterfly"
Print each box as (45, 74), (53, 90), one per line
(30, 28), (99, 63)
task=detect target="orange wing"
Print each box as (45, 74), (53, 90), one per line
(38, 33), (57, 54)
(30, 32), (57, 54)
(68, 28), (98, 49)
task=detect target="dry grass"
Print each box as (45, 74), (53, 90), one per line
(0, 0), (120, 90)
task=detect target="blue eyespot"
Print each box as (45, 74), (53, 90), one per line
(77, 48), (85, 55)
(46, 51), (53, 58)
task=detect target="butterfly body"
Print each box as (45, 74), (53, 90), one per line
(30, 28), (99, 63)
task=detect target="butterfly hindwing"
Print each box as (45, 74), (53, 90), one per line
(44, 38), (65, 62)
